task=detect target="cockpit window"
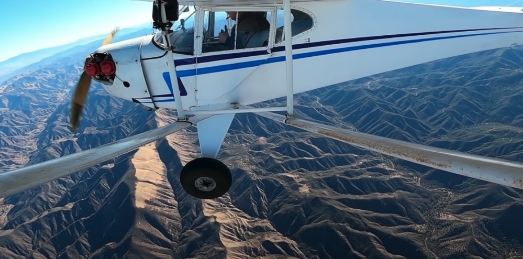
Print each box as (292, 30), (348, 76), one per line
(153, 6), (196, 55)
(202, 11), (271, 53)
(273, 9), (314, 44)
(152, 7), (314, 55)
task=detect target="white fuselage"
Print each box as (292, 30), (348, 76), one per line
(95, 0), (523, 112)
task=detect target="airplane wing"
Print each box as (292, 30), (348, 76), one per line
(131, 0), (324, 6)
(254, 110), (523, 190)
(131, 0), (523, 11)
(0, 114), (211, 199)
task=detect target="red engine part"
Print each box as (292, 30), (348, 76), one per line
(85, 63), (100, 77)
(100, 60), (116, 76)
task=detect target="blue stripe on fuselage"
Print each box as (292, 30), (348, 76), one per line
(135, 28), (522, 102)
(174, 26), (523, 66)
(140, 99), (175, 103)
(176, 30), (522, 77)
(162, 71), (188, 97)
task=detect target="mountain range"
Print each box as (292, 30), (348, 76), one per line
(0, 23), (154, 84)
(0, 25), (523, 259)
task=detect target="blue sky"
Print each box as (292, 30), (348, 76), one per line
(0, 0), (152, 62)
(0, 0), (522, 62)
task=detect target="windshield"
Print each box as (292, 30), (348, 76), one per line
(153, 6), (197, 54)
(153, 9), (303, 54)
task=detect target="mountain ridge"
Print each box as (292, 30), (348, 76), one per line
(0, 39), (523, 258)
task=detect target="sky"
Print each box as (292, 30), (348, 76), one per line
(0, 0), (522, 62)
(0, 0), (152, 62)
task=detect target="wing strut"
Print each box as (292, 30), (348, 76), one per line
(253, 110), (523, 190)
(0, 115), (211, 199)
(155, 0), (186, 120)
(283, 0), (294, 116)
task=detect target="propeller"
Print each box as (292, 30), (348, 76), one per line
(69, 27), (119, 132)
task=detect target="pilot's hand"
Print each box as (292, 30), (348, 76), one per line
(218, 25), (229, 43)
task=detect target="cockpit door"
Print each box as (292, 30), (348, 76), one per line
(193, 7), (277, 106)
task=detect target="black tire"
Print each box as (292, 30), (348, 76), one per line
(180, 157), (232, 199)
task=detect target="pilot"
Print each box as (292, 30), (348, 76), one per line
(218, 11), (270, 49)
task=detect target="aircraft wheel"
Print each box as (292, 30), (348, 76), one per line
(180, 157), (232, 199)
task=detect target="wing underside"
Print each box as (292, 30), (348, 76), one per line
(132, 0), (328, 7)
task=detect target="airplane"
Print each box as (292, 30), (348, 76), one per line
(1, 0), (523, 200)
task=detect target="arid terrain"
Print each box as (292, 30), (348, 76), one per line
(0, 29), (523, 259)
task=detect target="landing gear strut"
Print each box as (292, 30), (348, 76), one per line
(180, 157), (232, 199)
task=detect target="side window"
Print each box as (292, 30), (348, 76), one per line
(203, 11), (209, 35)
(213, 12), (233, 38)
(202, 11), (271, 53)
(265, 10), (288, 29)
(273, 9), (313, 44)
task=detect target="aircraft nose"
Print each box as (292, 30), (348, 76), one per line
(84, 36), (153, 102)
(83, 53), (116, 79)
(86, 36), (148, 83)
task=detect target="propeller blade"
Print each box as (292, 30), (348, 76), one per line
(69, 60), (93, 131)
(69, 27), (119, 132)
(102, 27), (119, 46)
